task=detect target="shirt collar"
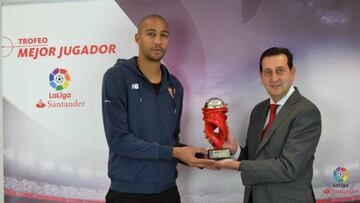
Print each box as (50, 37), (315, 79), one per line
(270, 86), (295, 106)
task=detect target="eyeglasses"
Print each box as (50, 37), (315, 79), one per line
(262, 67), (286, 78)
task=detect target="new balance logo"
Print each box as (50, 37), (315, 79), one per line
(131, 83), (139, 90)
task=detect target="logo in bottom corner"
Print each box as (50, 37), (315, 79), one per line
(322, 166), (359, 196)
(333, 167), (348, 183)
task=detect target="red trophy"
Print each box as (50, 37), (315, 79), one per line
(201, 97), (231, 160)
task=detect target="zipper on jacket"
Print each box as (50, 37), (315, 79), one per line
(167, 82), (177, 114)
(138, 81), (143, 103)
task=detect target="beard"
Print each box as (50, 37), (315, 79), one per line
(140, 45), (166, 62)
(146, 52), (165, 62)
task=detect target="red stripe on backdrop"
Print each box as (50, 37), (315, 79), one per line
(317, 196), (360, 203)
(5, 189), (105, 203)
(5, 189), (360, 203)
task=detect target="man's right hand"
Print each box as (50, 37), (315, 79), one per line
(172, 146), (216, 168)
(223, 130), (238, 155)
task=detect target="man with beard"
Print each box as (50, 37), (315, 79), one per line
(102, 14), (214, 203)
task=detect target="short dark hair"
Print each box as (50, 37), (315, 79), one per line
(259, 47), (293, 73)
(138, 14), (168, 34)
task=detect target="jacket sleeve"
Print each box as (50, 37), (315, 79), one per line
(239, 146), (249, 161)
(102, 69), (173, 160)
(240, 105), (321, 185)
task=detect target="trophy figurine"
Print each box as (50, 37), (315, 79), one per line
(201, 97), (231, 160)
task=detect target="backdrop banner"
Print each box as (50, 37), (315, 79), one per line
(3, 0), (360, 202)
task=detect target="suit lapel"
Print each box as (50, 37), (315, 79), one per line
(255, 89), (302, 156)
(253, 103), (269, 153)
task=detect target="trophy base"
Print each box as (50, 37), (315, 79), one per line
(208, 148), (231, 160)
(195, 148), (231, 160)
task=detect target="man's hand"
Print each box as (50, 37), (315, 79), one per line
(223, 130), (238, 155)
(214, 159), (240, 170)
(172, 146), (216, 168)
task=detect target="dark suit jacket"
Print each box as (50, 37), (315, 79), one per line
(239, 88), (321, 203)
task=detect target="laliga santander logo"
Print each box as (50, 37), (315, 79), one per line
(323, 167), (356, 195)
(49, 68), (71, 91)
(36, 67), (85, 109)
(333, 167), (348, 183)
(36, 67), (71, 108)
